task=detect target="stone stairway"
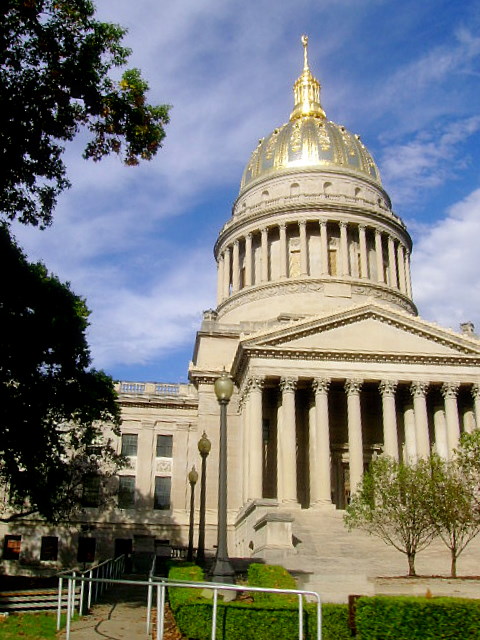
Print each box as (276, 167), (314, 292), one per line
(277, 508), (480, 602)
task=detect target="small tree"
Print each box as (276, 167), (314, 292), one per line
(423, 451), (480, 577)
(344, 456), (436, 576)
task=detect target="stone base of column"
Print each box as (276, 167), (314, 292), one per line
(279, 499), (301, 509)
(251, 513), (297, 560)
(309, 500), (336, 511)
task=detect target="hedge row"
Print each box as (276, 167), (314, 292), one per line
(356, 595), (480, 639)
(168, 563), (351, 640)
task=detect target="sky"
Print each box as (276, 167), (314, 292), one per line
(10, 0), (480, 383)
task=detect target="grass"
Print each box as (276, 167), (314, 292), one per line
(0, 612), (60, 639)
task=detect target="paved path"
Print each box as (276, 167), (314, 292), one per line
(58, 578), (152, 640)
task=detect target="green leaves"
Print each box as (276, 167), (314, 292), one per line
(0, 225), (123, 522)
(0, 0), (170, 227)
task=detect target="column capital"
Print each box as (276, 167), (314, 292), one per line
(379, 380), (398, 397)
(345, 379), (362, 395)
(299, 220), (306, 229)
(375, 228), (382, 237)
(246, 232), (252, 240)
(312, 378), (330, 395)
(441, 381), (460, 399)
(358, 223), (366, 232)
(339, 220), (348, 230)
(410, 381), (429, 398)
(224, 245), (231, 255)
(279, 222), (286, 231)
(249, 376), (265, 392)
(233, 238), (239, 247)
(319, 219), (327, 228)
(261, 227), (268, 236)
(280, 377), (297, 393)
(472, 383), (480, 400)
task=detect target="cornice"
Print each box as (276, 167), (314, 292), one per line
(119, 398), (198, 411)
(215, 198), (410, 257)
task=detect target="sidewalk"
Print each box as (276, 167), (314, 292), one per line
(58, 578), (151, 640)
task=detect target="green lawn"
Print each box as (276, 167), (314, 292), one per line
(0, 613), (59, 639)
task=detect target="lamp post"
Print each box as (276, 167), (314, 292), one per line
(211, 369), (235, 583)
(197, 432), (211, 565)
(187, 465), (198, 561)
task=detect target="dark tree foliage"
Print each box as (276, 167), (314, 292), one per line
(0, 0), (170, 227)
(0, 225), (124, 522)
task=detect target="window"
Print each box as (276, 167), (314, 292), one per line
(77, 537), (96, 563)
(156, 435), (173, 458)
(154, 477), (171, 510)
(121, 434), (138, 457)
(40, 536), (58, 561)
(3, 535), (21, 560)
(82, 475), (100, 507)
(118, 476), (135, 509)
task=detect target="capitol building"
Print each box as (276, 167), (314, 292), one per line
(3, 37), (480, 600)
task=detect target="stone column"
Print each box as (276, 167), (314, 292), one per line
(403, 404), (417, 463)
(359, 224), (368, 279)
(472, 384), (480, 429)
(232, 240), (240, 293)
(388, 236), (398, 288)
(248, 377), (265, 500)
(375, 230), (385, 283)
(311, 379), (331, 505)
(340, 222), (349, 276)
(223, 246), (231, 298)
(463, 409), (476, 434)
(379, 380), (399, 460)
(241, 383), (250, 503)
(442, 382), (461, 455)
(345, 379), (363, 493)
(299, 220), (308, 276)
(245, 233), (253, 286)
(279, 223), (287, 278)
(261, 228), (269, 282)
(433, 405), (448, 459)
(410, 381), (430, 458)
(405, 251), (413, 298)
(320, 220), (328, 276)
(217, 254), (224, 305)
(397, 243), (407, 293)
(278, 377), (298, 504)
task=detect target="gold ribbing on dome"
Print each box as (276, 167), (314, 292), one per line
(290, 35), (326, 121)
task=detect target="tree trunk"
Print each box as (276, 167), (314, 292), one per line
(451, 548), (457, 578)
(407, 552), (416, 576)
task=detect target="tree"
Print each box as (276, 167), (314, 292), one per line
(0, 224), (125, 522)
(0, 0), (170, 227)
(344, 456), (436, 576)
(422, 453), (480, 578)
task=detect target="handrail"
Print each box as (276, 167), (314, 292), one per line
(59, 574), (322, 640)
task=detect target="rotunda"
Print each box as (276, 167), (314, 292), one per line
(214, 35), (415, 327)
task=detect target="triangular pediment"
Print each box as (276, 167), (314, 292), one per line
(240, 303), (480, 359)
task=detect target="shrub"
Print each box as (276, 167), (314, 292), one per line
(356, 596), (480, 639)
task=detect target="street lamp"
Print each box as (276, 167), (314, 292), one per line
(187, 465), (198, 561)
(211, 369), (235, 583)
(197, 432), (211, 565)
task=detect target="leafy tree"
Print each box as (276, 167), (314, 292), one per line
(423, 451), (480, 578)
(0, 0), (170, 227)
(0, 225), (124, 522)
(344, 456), (436, 576)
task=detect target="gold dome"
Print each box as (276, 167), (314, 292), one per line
(240, 36), (381, 193)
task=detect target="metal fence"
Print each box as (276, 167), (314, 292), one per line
(59, 571), (322, 640)
(56, 555), (125, 633)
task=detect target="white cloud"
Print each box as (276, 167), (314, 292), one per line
(413, 188), (480, 332)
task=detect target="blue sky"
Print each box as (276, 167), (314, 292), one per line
(11, 0), (480, 383)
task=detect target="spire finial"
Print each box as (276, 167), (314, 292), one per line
(290, 36), (326, 121)
(301, 34), (309, 70)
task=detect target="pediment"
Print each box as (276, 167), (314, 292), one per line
(240, 304), (480, 359)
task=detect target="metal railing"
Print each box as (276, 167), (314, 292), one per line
(56, 555), (125, 632)
(59, 572), (322, 640)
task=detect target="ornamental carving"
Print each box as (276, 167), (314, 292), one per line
(345, 379), (362, 395)
(156, 460), (172, 474)
(312, 378), (330, 395)
(249, 376), (265, 392)
(280, 377), (297, 393)
(379, 380), (398, 397)
(410, 381), (429, 398)
(472, 384), (480, 400)
(441, 382), (460, 399)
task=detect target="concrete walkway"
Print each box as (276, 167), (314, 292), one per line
(58, 578), (152, 640)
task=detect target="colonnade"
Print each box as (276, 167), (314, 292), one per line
(217, 219), (412, 304)
(240, 377), (480, 508)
